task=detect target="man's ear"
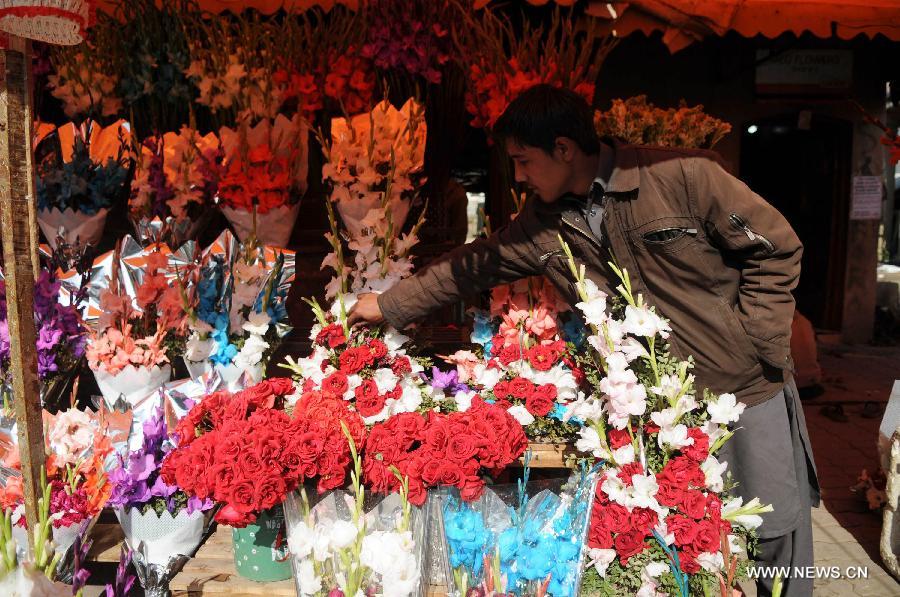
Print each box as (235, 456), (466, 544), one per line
(554, 137), (578, 162)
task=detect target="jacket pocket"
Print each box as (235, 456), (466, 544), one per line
(629, 217), (698, 254)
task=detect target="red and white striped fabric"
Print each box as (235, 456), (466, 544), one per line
(0, 0), (91, 46)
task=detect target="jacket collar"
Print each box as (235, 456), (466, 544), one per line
(536, 138), (640, 215)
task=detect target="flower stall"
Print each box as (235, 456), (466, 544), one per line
(0, 0), (851, 595)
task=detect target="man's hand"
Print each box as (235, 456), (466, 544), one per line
(348, 293), (384, 326)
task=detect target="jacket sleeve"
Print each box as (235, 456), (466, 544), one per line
(378, 210), (543, 329)
(688, 156), (803, 370)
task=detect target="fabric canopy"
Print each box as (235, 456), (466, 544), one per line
(587, 0), (900, 52)
(96, 0), (358, 15)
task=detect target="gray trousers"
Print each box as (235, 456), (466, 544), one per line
(718, 378), (820, 597)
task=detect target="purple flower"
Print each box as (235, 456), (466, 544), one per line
(37, 324), (62, 351)
(430, 367), (458, 390)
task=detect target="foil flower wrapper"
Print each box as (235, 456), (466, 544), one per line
(116, 507), (215, 597)
(438, 467), (598, 597)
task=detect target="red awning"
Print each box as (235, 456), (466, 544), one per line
(588, 0), (900, 52)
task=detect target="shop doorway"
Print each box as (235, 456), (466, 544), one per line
(740, 114), (853, 330)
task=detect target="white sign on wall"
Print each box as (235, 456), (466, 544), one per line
(850, 175), (882, 220)
(756, 49), (853, 95)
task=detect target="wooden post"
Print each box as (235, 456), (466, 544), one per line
(0, 34), (46, 550)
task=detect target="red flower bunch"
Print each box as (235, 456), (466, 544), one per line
(163, 378), (366, 527)
(465, 58), (594, 130)
(587, 427), (733, 572)
(273, 69), (323, 120)
(324, 47), (376, 115)
(362, 398), (528, 506)
(287, 313), (425, 424)
(217, 146), (295, 213)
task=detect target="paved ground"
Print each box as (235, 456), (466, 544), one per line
(740, 343), (900, 596)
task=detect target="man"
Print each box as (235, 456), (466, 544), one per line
(349, 84), (819, 596)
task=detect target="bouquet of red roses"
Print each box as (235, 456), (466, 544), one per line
(161, 377), (366, 527)
(362, 397), (528, 506)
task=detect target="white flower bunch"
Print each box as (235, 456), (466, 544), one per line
(48, 50), (122, 119)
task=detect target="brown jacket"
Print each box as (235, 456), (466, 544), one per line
(379, 140), (803, 407)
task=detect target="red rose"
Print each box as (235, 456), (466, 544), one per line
(588, 523), (613, 549)
(355, 381), (386, 418)
(498, 344), (523, 366)
(682, 428), (710, 462)
(438, 462), (464, 486)
(492, 380), (510, 400)
(322, 372), (349, 398)
(255, 476), (287, 511)
(664, 456), (706, 488)
(525, 386), (555, 417)
(680, 489), (708, 520)
(267, 377), (296, 396)
(339, 347), (370, 374)
(226, 479), (258, 514)
(507, 377), (534, 400)
(706, 494), (723, 521)
(316, 323), (346, 348)
(242, 382), (276, 409)
(391, 356), (412, 375)
(630, 507), (659, 535)
(294, 430), (326, 463)
(459, 474), (485, 502)
(666, 513), (699, 547)
(446, 434), (480, 462)
(679, 547), (701, 574)
(644, 422), (661, 435)
(215, 504), (257, 527)
(210, 463), (237, 499)
(608, 428), (631, 450)
(527, 344), (557, 371)
(490, 335), (505, 356)
(421, 459), (443, 485)
(424, 421), (450, 451)
(690, 519), (722, 553)
(368, 339), (388, 360)
(614, 528), (648, 565)
(617, 462), (644, 487)
(655, 472), (686, 508)
(602, 502), (632, 534)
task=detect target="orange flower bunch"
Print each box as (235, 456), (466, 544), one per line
(87, 248), (187, 374)
(594, 96), (733, 150)
(217, 114), (309, 213)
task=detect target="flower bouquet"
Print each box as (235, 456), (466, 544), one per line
(129, 127), (222, 245)
(217, 114), (308, 247)
(181, 231), (293, 392)
(322, 98), (426, 241)
(281, 293), (433, 426)
(593, 95), (732, 150)
(108, 407), (214, 596)
(161, 378), (360, 581)
(436, 275), (585, 442)
(0, 270), (86, 411)
(440, 461), (597, 597)
(87, 246), (185, 446)
(0, 476), (93, 597)
(284, 423), (428, 597)
(35, 119), (133, 249)
(557, 242), (773, 596)
(0, 407), (115, 582)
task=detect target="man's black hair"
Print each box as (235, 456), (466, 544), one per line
(493, 84), (601, 155)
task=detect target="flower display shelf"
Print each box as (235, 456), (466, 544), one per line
(168, 523), (450, 596)
(518, 441), (580, 469)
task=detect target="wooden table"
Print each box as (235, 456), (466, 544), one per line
(169, 524), (295, 596)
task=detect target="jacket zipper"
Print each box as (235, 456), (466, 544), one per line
(728, 213), (775, 253)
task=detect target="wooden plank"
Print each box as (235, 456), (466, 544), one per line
(0, 34), (45, 545)
(86, 523), (125, 563)
(517, 442), (579, 468)
(171, 525), (294, 596)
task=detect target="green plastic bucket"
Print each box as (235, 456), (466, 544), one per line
(231, 505), (292, 582)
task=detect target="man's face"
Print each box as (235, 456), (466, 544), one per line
(506, 139), (573, 203)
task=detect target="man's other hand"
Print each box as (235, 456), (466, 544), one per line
(348, 293), (384, 326)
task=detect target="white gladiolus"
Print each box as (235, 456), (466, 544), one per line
(657, 424), (694, 450)
(707, 393), (746, 425)
(587, 548), (617, 578)
(701, 455), (728, 492)
(506, 405), (536, 426)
